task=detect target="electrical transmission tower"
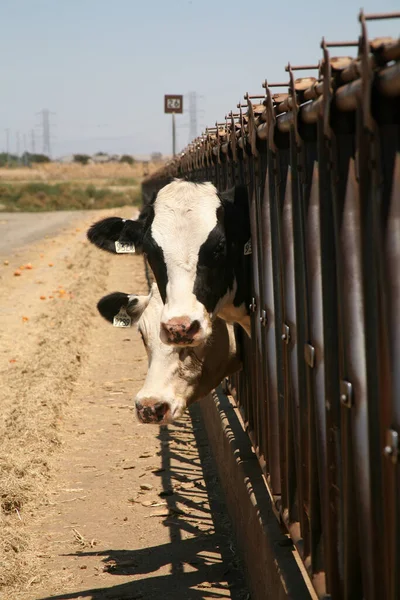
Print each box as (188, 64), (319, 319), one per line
(188, 91), (198, 142)
(37, 109), (55, 156)
(181, 92), (204, 144)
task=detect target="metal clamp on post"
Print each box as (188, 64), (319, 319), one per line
(262, 80), (277, 154)
(237, 101), (247, 158)
(383, 428), (399, 464)
(228, 111), (238, 164)
(244, 93), (259, 157)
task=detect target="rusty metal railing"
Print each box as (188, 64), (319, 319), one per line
(142, 10), (400, 600)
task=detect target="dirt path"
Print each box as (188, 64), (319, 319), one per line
(0, 210), (249, 600)
(0, 211), (92, 255)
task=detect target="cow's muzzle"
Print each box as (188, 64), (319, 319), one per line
(135, 400), (171, 424)
(161, 317), (202, 346)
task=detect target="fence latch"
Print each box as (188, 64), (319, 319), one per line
(304, 343), (315, 368)
(383, 429), (399, 465)
(259, 310), (267, 327)
(282, 324), (290, 344)
(340, 380), (353, 408)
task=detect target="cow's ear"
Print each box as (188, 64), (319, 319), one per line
(222, 185), (250, 244)
(118, 220), (145, 255)
(87, 217), (144, 254)
(97, 292), (151, 326)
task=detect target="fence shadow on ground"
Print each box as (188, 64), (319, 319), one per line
(37, 403), (249, 600)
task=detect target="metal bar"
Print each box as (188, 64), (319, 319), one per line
(324, 40), (359, 47)
(362, 11), (400, 20)
(285, 64), (320, 71)
(262, 81), (290, 88)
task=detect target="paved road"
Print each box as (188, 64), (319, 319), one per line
(0, 211), (93, 255)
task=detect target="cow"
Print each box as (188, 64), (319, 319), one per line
(97, 283), (241, 424)
(87, 179), (251, 348)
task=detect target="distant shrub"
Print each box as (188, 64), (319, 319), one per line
(0, 153), (19, 167)
(73, 154), (90, 165)
(29, 153), (51, 164)
(120, 155), (135, 165)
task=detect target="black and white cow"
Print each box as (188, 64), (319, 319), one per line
(87, 179), (251, 347)
(97, 283), (241, 424)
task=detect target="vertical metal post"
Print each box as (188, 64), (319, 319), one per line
(172, 112), (176, 157)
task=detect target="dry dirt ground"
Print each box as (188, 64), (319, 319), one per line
(0, 209), (250, 600)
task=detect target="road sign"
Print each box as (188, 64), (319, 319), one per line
(164, 95), (183, 114)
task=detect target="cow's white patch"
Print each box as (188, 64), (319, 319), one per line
(115, 241), (136, 254)
(113, 307), (132, 328)
(151, 180), (220, 333)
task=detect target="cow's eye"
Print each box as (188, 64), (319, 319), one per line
(213, 240), (226, 260)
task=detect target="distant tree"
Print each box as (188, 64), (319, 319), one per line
(30, 153), (51, 163)
(95, 151), (107, 156)
(120, 154), (135, 165)
(73, 154), (91, 165)
(0, 152), (18, 167)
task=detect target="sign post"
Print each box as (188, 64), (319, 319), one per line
(164, 95), (183, 157)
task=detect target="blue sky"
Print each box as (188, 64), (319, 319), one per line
(0, 0), (398, 158)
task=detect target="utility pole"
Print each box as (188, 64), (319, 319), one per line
(172, 113), (176, 157)
(36, 109), (55, 157)
(16, 131), (20, 161)
(23, 133), (27, 165)
(31, 129), (35, 154)
(164, 95), (183, 158)
(5, 128), (10, 165)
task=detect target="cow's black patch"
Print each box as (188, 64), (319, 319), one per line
(193, 221), (233, 313)
(221, 185), (251, 309)
(192, 185), (251, 314)
(143, 231), (168, 303)
(97, 292), (130, 323)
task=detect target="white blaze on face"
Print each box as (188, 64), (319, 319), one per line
(135, 285), (202, 421)
(151, 180), (221, 339)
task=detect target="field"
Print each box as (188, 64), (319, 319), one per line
(0, 162), (162, 212)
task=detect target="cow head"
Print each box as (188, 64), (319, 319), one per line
(97, 283), (241, 424)
(88, 180), (250, 347)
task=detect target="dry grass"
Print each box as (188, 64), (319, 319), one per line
(0, 214), (116, 593)
(0, 161), (163, 184)
(0, 161), (165, 212)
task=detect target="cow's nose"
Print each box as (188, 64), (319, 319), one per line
(161, 317), (201, 343)
(135, 400), (170, 423)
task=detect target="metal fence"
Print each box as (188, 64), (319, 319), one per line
(142, 11), (400, 600)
